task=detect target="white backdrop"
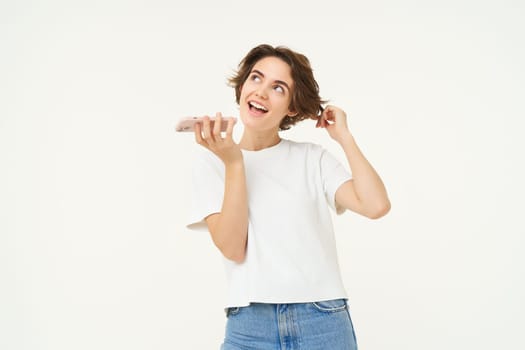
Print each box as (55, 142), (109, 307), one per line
(1, 1), (524, 349)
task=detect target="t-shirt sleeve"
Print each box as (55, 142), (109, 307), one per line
(186, 149), (225, 232)
(320, 147), (353, 215)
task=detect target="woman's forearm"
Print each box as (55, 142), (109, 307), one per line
(209, 160), (249, 263)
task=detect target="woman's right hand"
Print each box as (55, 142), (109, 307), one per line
(195, 112), (248, 263)
(194, 112), (242, 165)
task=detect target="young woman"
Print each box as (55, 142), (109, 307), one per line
(187, 44), (390, 350)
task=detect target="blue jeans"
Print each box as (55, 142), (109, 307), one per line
(221, 299), (358, 350)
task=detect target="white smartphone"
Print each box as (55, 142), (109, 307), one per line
(175, 116), (234, 132)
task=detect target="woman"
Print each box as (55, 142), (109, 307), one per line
(187, 44), (390, 350)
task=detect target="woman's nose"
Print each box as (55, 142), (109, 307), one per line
(255, 86), (268, 99)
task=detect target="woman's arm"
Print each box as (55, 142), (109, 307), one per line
(317, 106), (391, 219)
(195, 114), (248, 263)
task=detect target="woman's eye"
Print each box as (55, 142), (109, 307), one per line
(274, 85), (284, 93)
(251, 74), (261, 82)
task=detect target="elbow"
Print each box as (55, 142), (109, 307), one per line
(209, 223), (248, 264)
(222, 247), (246, 263)
(216, 237), (247, 264)
(366, 199), (391, 220)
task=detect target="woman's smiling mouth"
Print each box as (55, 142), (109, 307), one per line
(248, 100), (269, 115)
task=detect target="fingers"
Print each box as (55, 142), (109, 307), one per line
(316, 105), (347, 129)
(195, 113), (238, 149)
(225, 116), (236, 137)
(194, 122), (204, 145)
(324, 107), (336, 121)
(201, 116), (213, 140)
(212, 112), (222, 139)
(317, 108), (333, 128)
(194, 116), (214, 149)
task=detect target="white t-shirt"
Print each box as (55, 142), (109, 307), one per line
(187, 139), (352, 308)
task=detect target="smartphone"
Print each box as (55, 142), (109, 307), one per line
(175, 116), (234, 132)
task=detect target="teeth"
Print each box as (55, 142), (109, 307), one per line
(249, 101), (268, 112)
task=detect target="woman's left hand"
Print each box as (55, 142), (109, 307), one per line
(316, 105), (352, 143)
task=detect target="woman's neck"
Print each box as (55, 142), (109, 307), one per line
(239, 130), (281, 151)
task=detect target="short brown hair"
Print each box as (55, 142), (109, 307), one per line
(228, 44), (326, 130)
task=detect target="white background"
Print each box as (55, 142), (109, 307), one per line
(1, 1), (524, 349)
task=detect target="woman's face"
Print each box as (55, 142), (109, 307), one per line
(238, 56), (295, 132)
